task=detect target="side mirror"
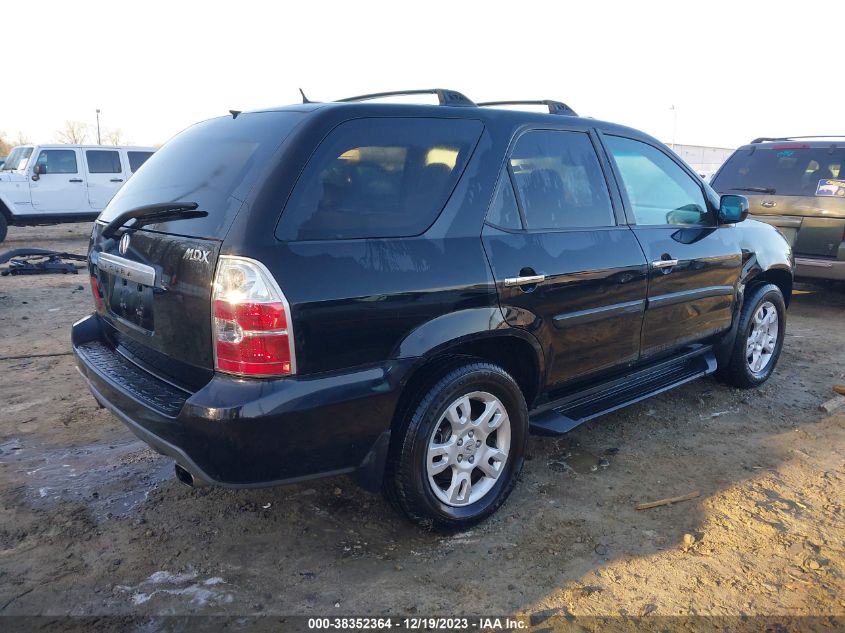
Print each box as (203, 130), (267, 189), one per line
(718, 194), (748, 224)
(31, 164), (43, 181)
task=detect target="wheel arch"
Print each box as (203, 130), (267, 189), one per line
(389, 325), (544, 452)
(745, 265), (793, 307)
(0, 195), (13, 222)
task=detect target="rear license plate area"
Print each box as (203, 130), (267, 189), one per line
(108, 276), (155, 331)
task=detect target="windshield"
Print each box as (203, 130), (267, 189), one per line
(712, 146), (845, 197)
(99, 111), (305, 238)
(1, 147), (33, 170)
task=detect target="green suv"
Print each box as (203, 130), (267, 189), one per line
(711, 137), (845, 281)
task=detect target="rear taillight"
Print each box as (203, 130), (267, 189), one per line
(212, 256), (295, 377)
(771, 143), (810, 150)
(89, 275), (105, 314)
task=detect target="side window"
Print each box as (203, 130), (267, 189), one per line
(485, 171), (522, 230)
(605, 136), (710, 226)
(86, 150), (122, 174)
(127, 151), (154, 172)
(509, 130), (615, 230)
(279, 118), (483, 240)
(36, 149), (78, 175)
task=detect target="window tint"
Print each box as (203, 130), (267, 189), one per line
(509, 131), (614, 230)
(711, 146), (845, 197)
(127, 151), (154, 172)
(36, 149), (77, 174)
(606, 136), (709, 226)
(86, 150), (122, 174)
(278, 118), (483, 240)
(101, 112), (305, 239)
(486, 172), (522, 230)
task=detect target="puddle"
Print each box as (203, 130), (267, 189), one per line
(116, 570), (233, 607)
(0, 437), (173, 521)
(548, 449), (609, 475)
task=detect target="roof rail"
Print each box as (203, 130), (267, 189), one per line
(335, 89), (475, 107)
(477, 100), (578, 116)
(751, 135), (845, 144)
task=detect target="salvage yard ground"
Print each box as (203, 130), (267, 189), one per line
(0, 224), (843, 621)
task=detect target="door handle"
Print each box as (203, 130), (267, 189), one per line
(651, 259), (678, 269)
(68, 178), (83, 183)
(110, 178), (124, 182)
(503, 274), (546, 287)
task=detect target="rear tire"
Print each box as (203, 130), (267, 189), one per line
(384, 361), (528, 531)
(0, 214), (7, 244)
(719, 283), (786, 388)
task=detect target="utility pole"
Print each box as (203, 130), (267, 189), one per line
(96, 109), (101, 145)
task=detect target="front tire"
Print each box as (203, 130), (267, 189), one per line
(720, 283), (786, 388)
(384, 361), (528, 531)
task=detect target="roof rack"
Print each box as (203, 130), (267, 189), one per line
(751, 135), (845, 144)
(335, 89), (475, 107)
(477, 100), (578, 116)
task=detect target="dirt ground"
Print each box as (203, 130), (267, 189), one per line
(0, 224), (843, 626)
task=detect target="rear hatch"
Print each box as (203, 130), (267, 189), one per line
(90, 111), (306, 389)
(711, 143), (845, 257)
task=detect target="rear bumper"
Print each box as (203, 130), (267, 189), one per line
(71, 314), (410, 489)
(795, 257), (845, 281)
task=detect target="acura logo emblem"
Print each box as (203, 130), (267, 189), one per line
(118, 233), (131, 255)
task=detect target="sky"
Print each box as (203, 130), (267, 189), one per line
(1, 1), (841, 150)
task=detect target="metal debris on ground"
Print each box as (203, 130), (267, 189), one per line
(0, 248), (86, 276)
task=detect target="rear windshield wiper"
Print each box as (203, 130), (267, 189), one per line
(729, 186), (776, 194)
(101, 202), (204, 238)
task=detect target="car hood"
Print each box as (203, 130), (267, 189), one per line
(0, 171), (28, 184)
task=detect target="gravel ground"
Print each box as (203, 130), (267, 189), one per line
(0, 224), (843, 626)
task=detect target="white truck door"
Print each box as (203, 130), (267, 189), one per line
(84, 149), (125, 210)
(29, 149), (87, 213)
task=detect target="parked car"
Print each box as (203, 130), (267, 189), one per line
(711, 136), (845, 281)
(0, 144), (155, 243)
(71, 90), (793, 530)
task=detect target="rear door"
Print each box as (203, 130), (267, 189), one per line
(482, 129), (648, 387)
(85, 148), (125, 210)
(602, 134), (741, 357)
(30, 148), (87, 213)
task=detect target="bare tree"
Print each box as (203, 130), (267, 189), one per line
(102, 128), (125, 146)
(13, 131), (32, 146)
(55, 121), (90, 144)
(0, 131), (11, 156)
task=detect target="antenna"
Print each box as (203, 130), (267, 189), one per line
(299, 88), (312, 104)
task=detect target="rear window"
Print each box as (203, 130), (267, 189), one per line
(712, 146), (845, 197)
(100, 112), (305, 238)
(277, 117), (483, 240)
(86, 150), (122, 173)
(127, 151), (154, 172)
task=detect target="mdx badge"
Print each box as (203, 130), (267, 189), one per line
(183, 247), (210, 263)
(118, 233), (131, 255)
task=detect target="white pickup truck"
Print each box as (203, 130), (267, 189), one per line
(0, 144), (155, 243)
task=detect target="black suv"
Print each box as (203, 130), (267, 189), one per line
(72, 89), (793, 530)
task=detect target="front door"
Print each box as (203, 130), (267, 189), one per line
(85, 149), (125, 210)
(30, 148), (87, 213)
(482, 129), (648, 387)
(602, 135), (741, 357)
